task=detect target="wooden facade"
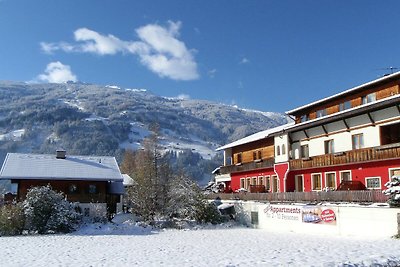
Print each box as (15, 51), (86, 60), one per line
(294, 81), (400, 124)
(14, 180), (108, 203)
(232, 138), (274, 165)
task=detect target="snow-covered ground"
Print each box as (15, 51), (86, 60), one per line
(0, 129), (25, 141)
(0, 214), (399, 266)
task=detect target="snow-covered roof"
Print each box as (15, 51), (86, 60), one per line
(0, 153), (123, 181)
(286, 71), (400, 115)
(216, 122), (294, 151)
(122, 174), (134, 186)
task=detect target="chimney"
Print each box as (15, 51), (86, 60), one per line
(56, 149), (66, 159)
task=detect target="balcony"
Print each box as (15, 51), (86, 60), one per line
(290, 142), (400, 170)
(206, 190), (388, 203)
(219, 157), (275, 174)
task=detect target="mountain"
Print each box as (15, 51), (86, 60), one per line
(0, 81), (290, 188)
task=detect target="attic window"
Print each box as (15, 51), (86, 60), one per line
(316, 109), (326, 118)
(300, 114), (309, 123)
(339, 101), (351, 111)
(362, 93), (376, 104)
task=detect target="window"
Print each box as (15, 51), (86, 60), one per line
(380, 123), (400, 145)
(325, 172), (336, 189)
(362, 93), (376, 104)
(258, 176), (264, 186)
(340, 171), (351, 182)
(265, 176), (271, 191)
(276, 146), (281, 156)
(295, 175), (304, 192)
(240, 178), (245, 189)
(88, 184), (98, 194)
(316, 109), (327, 118)
(251, 177), (257, 185)
(324, 139), (334, 154)
(300, 144), (309, 158)
(68, 184), (78, 194)
(282, 144), (286, 155)
(311, 173), (322, 191)
(246, 178), (251, 189)
(236, 153), (242, 164)
(300, 114), (309, 123)
(352, 134), (364, 149)
(253, 150), (262, 160)
(339, 101), (351, 111)
(389, 168), (400, 180)
(272, 175), (279, 192)
(365, 177), (381, 189)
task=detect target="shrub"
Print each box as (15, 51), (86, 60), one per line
(383, 176), (400, 207)
(23, 185), (81, 234)
(0, 203), (25, 236)
(194, 202), (224, 225)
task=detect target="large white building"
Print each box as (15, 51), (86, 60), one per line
(217, 72), (400, 193)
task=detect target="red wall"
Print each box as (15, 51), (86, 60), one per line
(231, 167), (275, 191)
(230, 159), (400, 192)
(287, 159), (400, 192)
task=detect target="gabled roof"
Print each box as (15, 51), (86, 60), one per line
(286, 71), (400, 115)
(216, 122), (294, 151)
(0, 153), (123, 181)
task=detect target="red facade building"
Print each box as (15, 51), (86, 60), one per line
(217, 72), (400, 193)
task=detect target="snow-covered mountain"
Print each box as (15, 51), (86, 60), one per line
(0, 81), (290, 186)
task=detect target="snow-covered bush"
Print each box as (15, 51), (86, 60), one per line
(194, 202), (224, 225)
(383, 176), (400, 207)
(165, 174), (204, 220)
(0, 203), (25, 236)
(23, 185), (82, 234)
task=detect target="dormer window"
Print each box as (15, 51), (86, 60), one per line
(339, 101), (351, 111)
(300, 114), (309, 123)
(362, 93), (376, 104)
(316, 109), (326, 118)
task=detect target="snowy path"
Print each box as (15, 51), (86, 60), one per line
(0, 226), (400, 266)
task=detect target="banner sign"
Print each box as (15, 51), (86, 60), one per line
(263, 204), (337, 225)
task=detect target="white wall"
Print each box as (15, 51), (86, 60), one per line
(289, 109), (400, 159)
(225, 200), (400, 238)
(274, 134), (289, 163)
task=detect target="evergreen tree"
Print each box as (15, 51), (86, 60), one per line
(23, 185), (81, 234)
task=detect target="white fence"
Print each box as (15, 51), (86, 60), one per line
(223, 200), (400, 238)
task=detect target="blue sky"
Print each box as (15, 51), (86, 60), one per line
(1, 1), (400, 113)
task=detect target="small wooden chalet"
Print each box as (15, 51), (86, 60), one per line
(0, 150), (124, 218)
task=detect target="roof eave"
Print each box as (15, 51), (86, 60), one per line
(286, 71), (400, 115)
(285, 95), (400, 133)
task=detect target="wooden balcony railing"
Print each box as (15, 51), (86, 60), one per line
(219, 158), (275, 174)
(290, 143), (400, 170)
(207, 190), (388, 203)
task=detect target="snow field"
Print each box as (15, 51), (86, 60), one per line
(0, 223), (399, 267)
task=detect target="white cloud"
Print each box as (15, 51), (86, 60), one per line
(36, 61), (77, 83)
(207, 69), (217, 78)
(177, 94), (190, 100)
(240, 57), (250, 64)
(40, 21), (199, 81)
